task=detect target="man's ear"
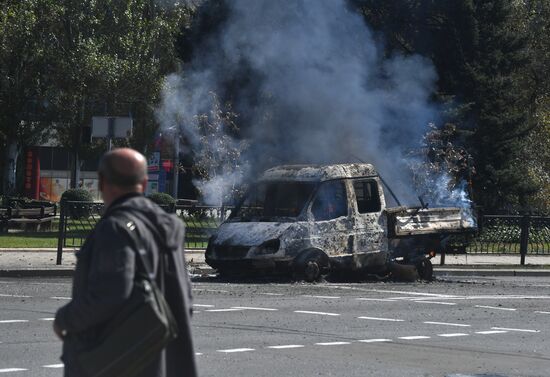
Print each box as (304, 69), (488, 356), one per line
(98, 174), (104, 192)
(139, 177), (148, 194)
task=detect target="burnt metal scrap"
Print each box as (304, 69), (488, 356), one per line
(206, 164), (477, 282)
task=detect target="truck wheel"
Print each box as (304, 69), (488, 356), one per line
(294, 252), (326, 282)
(303, 257), (321, 282)
(416, 259), (433, 281)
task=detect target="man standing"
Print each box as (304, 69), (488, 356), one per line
(54, 148), (198, 377)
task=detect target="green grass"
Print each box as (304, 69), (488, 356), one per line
(0, 232), (59, 248)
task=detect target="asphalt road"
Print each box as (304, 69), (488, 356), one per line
(0, 275), (549, 377)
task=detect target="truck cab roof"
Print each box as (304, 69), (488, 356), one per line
(260, 163), (378, 182)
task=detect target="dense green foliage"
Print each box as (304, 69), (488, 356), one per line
(351, 0), (548, 212)
(0, 0), (191, 193)
(61, 188), (94, 203)
(148, 192), (176, 206)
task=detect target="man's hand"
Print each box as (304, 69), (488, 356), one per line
(53, 321), (66, 340)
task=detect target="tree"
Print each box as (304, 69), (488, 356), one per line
(463, 0), (535, 211)
(514, 0), (550, 213)
(353, 0), (537, 212)
(0, 0), (57, 195)
(45, 0), (190, 187)
(1, 0), (191, 194)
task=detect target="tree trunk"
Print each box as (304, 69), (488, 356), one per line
(3, 140), (19, 196)
(71, 149), (81, 189)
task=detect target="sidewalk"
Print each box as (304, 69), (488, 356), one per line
(1, 249), (549, 277)
(432, 254), (550, 277)
(0, 248), (208, 277)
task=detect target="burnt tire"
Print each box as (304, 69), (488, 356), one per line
(416, 259), (433, 281)
(294, 253), (326, 282)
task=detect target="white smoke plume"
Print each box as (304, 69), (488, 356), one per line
(158, 0), (471, 208)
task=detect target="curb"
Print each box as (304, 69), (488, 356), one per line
(435, 268), (550, 277)
(0, 269), (75, 278)
(0, 263), (214, 278)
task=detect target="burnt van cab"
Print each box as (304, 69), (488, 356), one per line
(205, 164), (475, 281)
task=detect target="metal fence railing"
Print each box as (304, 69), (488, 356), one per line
(56, 201), (232, 264)
(56, 201), (550, 266)
(56, 201), (105, 264)
(175, 205), (232, 249)
(443, 215), (550, 264)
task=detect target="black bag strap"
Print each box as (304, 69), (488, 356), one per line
(119, 219), (155, 281)
(123, 211), (169, 288)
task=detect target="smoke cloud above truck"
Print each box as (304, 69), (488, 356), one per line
(158, 0), (470, 209)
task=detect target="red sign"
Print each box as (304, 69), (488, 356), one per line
(24, 148), (40, 199)
(162, 160), (173, 172)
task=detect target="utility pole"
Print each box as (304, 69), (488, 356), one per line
(172, 130), (180, 199)
(107, 117), (115, 151)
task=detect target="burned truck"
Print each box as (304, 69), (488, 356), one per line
(205, 164), (476, 281)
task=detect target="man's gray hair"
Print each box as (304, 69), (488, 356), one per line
(98, 150), (147, 188)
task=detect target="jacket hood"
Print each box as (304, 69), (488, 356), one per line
(107, 194), (183, 251)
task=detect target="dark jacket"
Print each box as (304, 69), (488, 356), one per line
(55, 194), (198, 377)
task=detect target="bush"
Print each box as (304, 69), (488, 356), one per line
(61, 189), (94, 219)
(148, 192), (176, 212)
(61, 189), (94, 203)
(148, 192), (175, 205)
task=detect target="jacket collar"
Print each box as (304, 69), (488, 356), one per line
(104, 192), (143, 217)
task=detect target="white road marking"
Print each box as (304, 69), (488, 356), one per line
(50, 296), (71, 300)
(0, 294), (32, 298)
(43, 364), (64, 368)
(449, 295), (550, 300)
(315, 342), (350, 346)
(382, 294), (550, 302)
(39, 318), (55, 321)
(398, 336), (431, 340)
(0, 369), (27, 373)
(217, 348), (255, 353)
(356, 298), (397, 302)
(205, 308), (242, 312)
(424, 321), (471, 327)
(0, 320), (29, 324)
(491, 327), (540, 333)
(358, 339), (392, 343)
(384, 297), (425, 301)
(232, 307), (278, 311)
(267, 345), (305, 349)
(195, 353), (203, 356)
(415, 301), (456, 306)
(358, 316), (404, 322)
(259, 293), (284, 296)
(475, 305), (517, 311)
(371, 289), (458, 298)
(475, 330), (508, 335)
(193, 304), (215, 308)
(303, 295), (340, 299)
(437, 333), (469, 337)
(535, 311), (550, 314)
(192, 289), (229, 293)
(294, 310), (340, 316)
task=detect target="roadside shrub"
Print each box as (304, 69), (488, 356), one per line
(61, 189), (94, 219)
(61, 189), (94, 203)
(148, 192), (176, 213)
